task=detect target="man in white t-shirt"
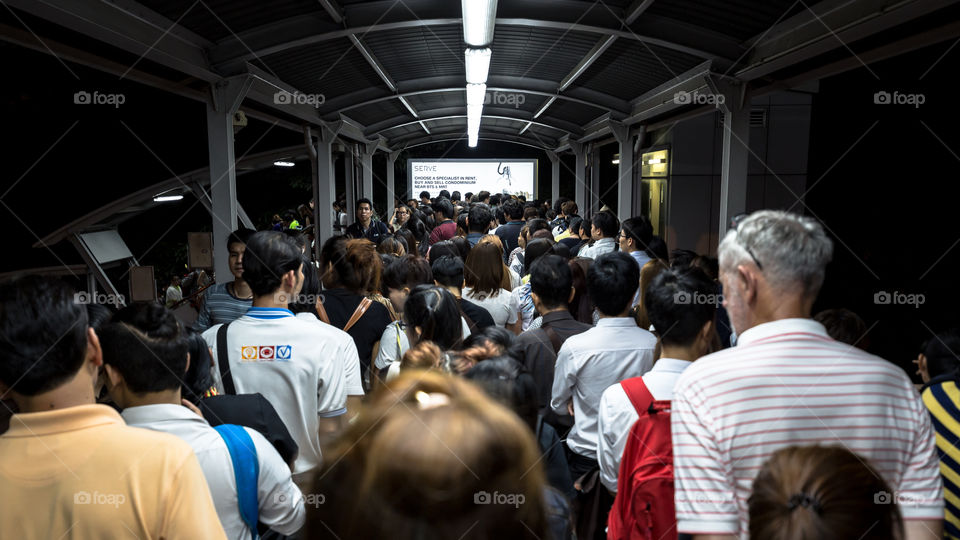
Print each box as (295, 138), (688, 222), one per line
(597, 267), (715, 493)
(203, 231), (346, 478)
(101, 303), (304, 539)
(672, 210), (943, 539)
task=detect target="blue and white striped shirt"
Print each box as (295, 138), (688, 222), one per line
(192, 282), (253, 332)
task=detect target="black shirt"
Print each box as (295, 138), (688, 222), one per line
(320, 288), (392, 374)
(198, 393), (299, 466)
(496, 221), (525, 262)
(344, 220), (390, 245)
(514, 310), (592, 417)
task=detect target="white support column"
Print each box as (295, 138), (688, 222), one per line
(611, 122), (635, 220)
(306, 125), (339, 260)
(206, 76), (251, 283)
(387, 150), (400, 218)
(714, 81), (750, 234)
(343, 144), (356, 225)
(590, 144), (602, 213)
(360, 141), (377, 204)
(570, 141), (587, 209)
(547, 151), (560, 202)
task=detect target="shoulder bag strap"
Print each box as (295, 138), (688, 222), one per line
(214, 424), (260, 539)
(315, 296), (331, 324)
(216, 322), (236, 395)
(343, 297), (373, 333)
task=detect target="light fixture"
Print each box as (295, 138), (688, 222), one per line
(153, 194), (183, 202)
(273, 160), (295, 167)
(465, 48), (491, 84)
(611, 159), (620, 165)
(462, 0), (498, 47)
(646, 158), (665, 165)
(468, 133), (478, 147)
(466, 83), (487, 106)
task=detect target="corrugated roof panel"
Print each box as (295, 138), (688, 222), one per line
(260, 40), (386, 103)
(363, 25), (464, 82)
(344, 99), (409, 127)
(571, 39), (703, 101)
(406, 91), (464, 112)
(137, 0), (326, 42)
(540, 98), (607, 126)
(489, 27), (600, 84)
(644, 0), (806, 42)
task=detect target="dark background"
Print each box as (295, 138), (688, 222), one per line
(1, 36), (957, 377)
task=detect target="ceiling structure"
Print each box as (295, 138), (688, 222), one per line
(4, 0), (958, 154)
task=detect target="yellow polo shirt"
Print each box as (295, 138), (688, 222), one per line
(0, 404), (226, 539)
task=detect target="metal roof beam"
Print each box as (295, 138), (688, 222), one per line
(559, 35), (618, 92)
(366, 107), (584, 137)
(318, 0), (345, 24)
(624, 0), (657, 24)
(208, 14), (738, 70)
(7, 0), (216, 81)
(321, 75), (628, 117)
(737, 0), (956, 81)
(399, 135), (553, 151)
(347, 34), (397, 92)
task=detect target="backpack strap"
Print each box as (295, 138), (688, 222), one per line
(216, 322), (236, 395)
(214, 424), (260, 539)
(620, 376), (655, 416)
(315, 297), (331, 324)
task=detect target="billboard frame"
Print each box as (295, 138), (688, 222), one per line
(406, 158), (539, 201)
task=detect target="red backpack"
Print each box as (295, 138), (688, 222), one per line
(606, 377), (677, 540)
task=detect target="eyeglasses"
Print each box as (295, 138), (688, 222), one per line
(734, 221), (763, 270)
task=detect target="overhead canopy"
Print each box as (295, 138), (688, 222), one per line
(5, 0), (958, 151)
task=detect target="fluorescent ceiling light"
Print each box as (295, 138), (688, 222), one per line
(466, 83), (487, 106)
(153, 194), (183, 202)
(462, 0), (498, 47)
(274, 160), (295, 167)
(468, 133), (478, 147)
(465, 48), (491, 84)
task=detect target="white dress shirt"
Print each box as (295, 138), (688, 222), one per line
(122, 404), (305, 540)
(578, 237), (616, 260)
(597, 358), (692, 492)
(550, 317), (656, 459)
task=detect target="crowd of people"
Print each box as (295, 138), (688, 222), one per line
(0, 190), (955, 540)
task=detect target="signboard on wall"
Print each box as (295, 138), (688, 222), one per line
(409, 159), (537, 200)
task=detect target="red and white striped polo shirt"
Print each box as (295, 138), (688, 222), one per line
(671, 318), (943, 538)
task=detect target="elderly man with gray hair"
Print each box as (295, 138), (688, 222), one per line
(670, 210), (943, 540)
